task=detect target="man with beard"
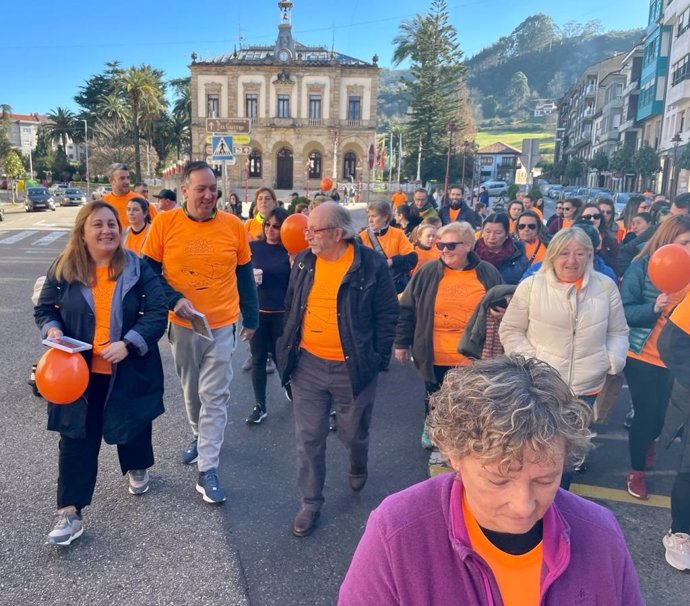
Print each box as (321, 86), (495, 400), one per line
(439, 185), (480, 228)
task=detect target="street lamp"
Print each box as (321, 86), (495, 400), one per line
(443, 123), (457, 205)
(461, 140), (471, 192)
(671, 132), (683, 203)
(82, 119), (89, 195)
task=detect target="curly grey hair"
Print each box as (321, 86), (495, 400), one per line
(427, 355), (593, 472)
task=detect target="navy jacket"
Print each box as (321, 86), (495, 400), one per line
(276, 241), (399, 395)
(34, 252), (168, 443)
(438, 202), (480, 228)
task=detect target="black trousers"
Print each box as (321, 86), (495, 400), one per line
(249, 311), (284, 406)
(672, 472), (690, 534)
(624, 357), (673, 471)
(424, 365), (453, 416)
(57, 373), (154, 511)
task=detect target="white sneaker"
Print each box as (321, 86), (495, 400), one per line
(663, 531), (690, 571)
(128, 469), (150, 495)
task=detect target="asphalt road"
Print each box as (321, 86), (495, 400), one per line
(0, 203), (688, 605)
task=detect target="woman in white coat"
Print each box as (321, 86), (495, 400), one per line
(499, 226), (629, 406)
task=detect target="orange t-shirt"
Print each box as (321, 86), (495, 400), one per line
(448, 207), (461, 223)
(103, 191), (157, 230)
(523, 240), (546, 266)
(142, 207), (251, 329)
(91, 266), (117, 375)
(360, 226), (414, 258)
(122, 225), (150, 258)
(412, 245), (440, 274)
(244, 215), (264, 240)
(300, 244), (354, 361)
(391, 192), (407, 208)
(432, 267), (486, 366)
(562, 218), (573, 229)
(463, 492), (543, 606)
(628, 284), (690, 367)
(670, 291), (690, 335)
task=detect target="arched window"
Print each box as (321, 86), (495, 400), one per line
(343, 152), (357, 180)
(248, 150), (262, 178)
(308, 151), (321, 179)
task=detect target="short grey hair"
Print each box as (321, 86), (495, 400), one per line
(436, 221), (474, 244)
(427, 355), (593, 472)
(367, 199), (393, 220)
(107, 163), (128, 179)
(320, 202), (357, 240)
(541, 227), (593, 276)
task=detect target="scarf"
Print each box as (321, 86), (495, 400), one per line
(475, 237), (515, 269)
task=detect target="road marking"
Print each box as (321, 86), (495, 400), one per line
(33, 232), (67, 246)
(0, 231), (39, 244)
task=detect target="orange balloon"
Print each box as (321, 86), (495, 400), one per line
(35, 348), (89, 405)
(320, 177), (334, 192)
(648, 243), (690, 293)
(280, 213), (309, 254)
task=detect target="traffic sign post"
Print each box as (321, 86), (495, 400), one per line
(206, 118), (251, 134)
(211, 135), (234, 162)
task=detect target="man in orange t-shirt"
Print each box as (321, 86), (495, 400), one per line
(391, 188), (407, 209)
(276, 202), (399, 538)
(102, 163), (157, 228)
(143, 161), (258, 505)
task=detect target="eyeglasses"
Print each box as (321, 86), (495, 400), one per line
(264, 223), (282, 230)
(436, 241), (466, 251)
(303, 226), (336, 237)
(582, 213), (602, 221)
(517, 223), (538, 230)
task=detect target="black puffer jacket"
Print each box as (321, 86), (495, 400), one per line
(276, 241), (399, 396)
(34, 251), (168, 443)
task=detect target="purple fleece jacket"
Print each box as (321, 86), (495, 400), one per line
(339, 473), (643, 606)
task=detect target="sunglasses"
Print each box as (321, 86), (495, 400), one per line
(563, 206), (573, 211)
(517, 223), (538, 230)
(582, 213), (602, 221)
(264, 222), (282, 230)
(436, 241), (465, 251)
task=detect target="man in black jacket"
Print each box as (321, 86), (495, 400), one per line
(276, 202), (399, 537)
(438, 185), (480, 228)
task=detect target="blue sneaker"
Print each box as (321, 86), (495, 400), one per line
(180, 437), (198, 465)
(196, 469), (226, 504)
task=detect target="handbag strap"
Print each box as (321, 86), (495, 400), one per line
(367, 228), (388, 259)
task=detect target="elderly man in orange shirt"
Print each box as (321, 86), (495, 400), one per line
(277, 202), (399, 538)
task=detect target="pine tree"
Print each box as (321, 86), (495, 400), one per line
(392, 0), (466, 182)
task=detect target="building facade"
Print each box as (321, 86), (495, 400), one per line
(476, 142), (522, 183)
(189, 1), (379, 193)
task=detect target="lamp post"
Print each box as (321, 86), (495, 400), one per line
(443, 123), (457, 205)
(82, 119), (89, 195)
(460, 140), (471, 193)
(671, 132), (683, 203)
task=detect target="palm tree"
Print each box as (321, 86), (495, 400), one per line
(45, 107), (77, 151)
(120, 65), (166, 181)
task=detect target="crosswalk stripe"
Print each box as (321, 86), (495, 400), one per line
(0, 231), (39, 244)
(33, 232), (67, 246)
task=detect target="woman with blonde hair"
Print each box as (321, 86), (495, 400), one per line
(34, 201), (168, 546)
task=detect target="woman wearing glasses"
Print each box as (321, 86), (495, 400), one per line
(548, 198), (582, 235)
(514, 210), (549, 267)
(245, 207), (291, 424)
(577, 203), (619, 275)
(394, 221), (502, 448)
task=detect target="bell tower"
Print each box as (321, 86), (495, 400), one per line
(275, 0), (295, 63)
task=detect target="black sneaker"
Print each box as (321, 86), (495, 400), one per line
(246, 404), (267, 424)
(196, 469), (226, 504)
(180, 437), (198, 465)
(284, 382), (293, 402)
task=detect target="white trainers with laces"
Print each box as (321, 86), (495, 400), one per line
(663, 530), (690, 571)
(46, 509), (83, 546)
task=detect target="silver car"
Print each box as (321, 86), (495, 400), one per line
(60, 188), (88, 206)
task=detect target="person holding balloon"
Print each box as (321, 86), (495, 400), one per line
(34, 200), (168, 546)
(245, 207), (292, 424)
(620, 215), (690, 500)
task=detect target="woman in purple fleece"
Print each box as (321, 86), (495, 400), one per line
(339, 355), (643, 606)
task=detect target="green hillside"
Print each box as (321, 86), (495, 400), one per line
(475, 126), (555, 162)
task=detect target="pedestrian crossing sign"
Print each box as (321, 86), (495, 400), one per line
(211, 135), (234, 161)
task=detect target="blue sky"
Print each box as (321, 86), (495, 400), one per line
(3, 0), (648, 114)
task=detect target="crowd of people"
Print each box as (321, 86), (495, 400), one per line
(32, 163), (690, 602)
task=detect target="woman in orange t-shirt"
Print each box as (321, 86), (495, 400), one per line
(621, 215), (690, 501)
(121, 197), (151, 257)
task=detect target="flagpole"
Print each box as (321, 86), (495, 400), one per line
(397, 134), (402, 185)
(388, 133), (393, 192)
(416, 134), (422, 183)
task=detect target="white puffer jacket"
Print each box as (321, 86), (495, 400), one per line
(499, 269), (629, 396)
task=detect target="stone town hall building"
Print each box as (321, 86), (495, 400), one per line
(190, 0), (379, 192)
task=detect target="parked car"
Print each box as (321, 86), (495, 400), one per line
(25, 187), (56, 212)
(559, 186), (579, 200)
(60, 188), (87, 206)
(546, 184), (563, 199)
(474, 180), (509, 197)
(92, 185), (112, 200)
(49, 182), (70, 195)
